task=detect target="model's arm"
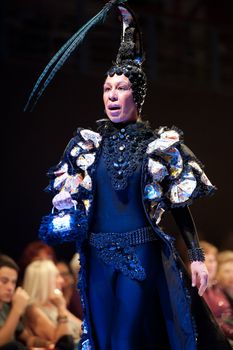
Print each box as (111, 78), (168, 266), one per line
(171, 206), (208, 296)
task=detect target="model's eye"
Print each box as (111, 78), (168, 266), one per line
(103, 87), (111, 92)
(118, 86), (129, 91)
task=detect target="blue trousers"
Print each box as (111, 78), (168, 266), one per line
(88, 242), (172, 350)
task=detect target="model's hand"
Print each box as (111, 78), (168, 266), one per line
(12, 287), (29, 316)
(190, 261), (208, 296)
(52, 190), (77, 210)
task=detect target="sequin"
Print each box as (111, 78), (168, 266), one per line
(144, 183), (163, 200)
(64, 174), (83, 194)
(81, 339), (91, 350)
(76, 153), (96, 170)
(82, 319), (88, 334)
(80, 174), (92, 191)
(148, 158), (168, 181)
(53, 162), (68, 176)
(169, 170), (197, 203)
(70, 146), (81, 157)
(80, 129), (102, 148)
(54, 172), (68, 190)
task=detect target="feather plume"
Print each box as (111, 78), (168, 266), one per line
(24, 0), (127, 112)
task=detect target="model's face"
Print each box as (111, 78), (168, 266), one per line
(103, 74), (138, 123)
(205, 253), (218, 282)
(0, 267), (17, 305)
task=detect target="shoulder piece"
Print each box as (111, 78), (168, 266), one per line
(144, 126), (216, 223)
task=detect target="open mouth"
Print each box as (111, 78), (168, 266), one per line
(108, 105), (121, 111)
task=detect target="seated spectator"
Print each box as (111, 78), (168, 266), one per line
(200, 242), (233, 343)
(23, 260), (82, 347)
(217, 250), (233, 298)
(18, 241), (57, 284)
(0, 254), (52, 350)
(56, 260), (83, 320)
(199, 240), (219, 287)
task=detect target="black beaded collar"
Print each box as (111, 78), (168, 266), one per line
(97, 119), (154, 191)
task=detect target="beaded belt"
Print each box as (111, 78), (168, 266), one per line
(89, 226), (156, 248)
(89, 227), (157, 281)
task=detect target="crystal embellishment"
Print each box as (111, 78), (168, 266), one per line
(148, 158), (168, 181)
(76, 153), (96, 170)
(169, 170), (197, 203)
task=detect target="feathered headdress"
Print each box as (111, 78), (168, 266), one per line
(24, 0), (146, 112)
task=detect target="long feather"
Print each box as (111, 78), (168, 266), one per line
(24, 0), (127, 112)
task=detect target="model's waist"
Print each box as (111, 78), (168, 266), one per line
(89, 226), (157, 248)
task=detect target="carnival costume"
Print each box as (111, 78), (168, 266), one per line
(24, 1), (232, 349)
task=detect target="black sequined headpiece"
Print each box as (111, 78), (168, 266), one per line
(106, 6), (147, 113)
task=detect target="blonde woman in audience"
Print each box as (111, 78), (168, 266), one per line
(23, 260), (82, 347)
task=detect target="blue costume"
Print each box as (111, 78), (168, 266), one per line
(23, 1), (232, 349)
(38, 120), (231, 350)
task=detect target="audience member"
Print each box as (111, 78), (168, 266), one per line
(56, 261), (83, 320)
(199, 240), (219, 287)
(0, 254), (51, 350)
(217, 250), (233, 298)
(18, 241), (57, 283)
(200, 242), (233, 343)
(23, 260), (82, 347)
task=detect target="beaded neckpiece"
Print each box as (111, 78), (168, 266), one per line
(100, 121), (153, 191)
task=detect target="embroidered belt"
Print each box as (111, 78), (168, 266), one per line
(89, 227), (157, 281)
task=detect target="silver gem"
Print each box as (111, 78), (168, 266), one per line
(76, 153), (96, 170)
(163, 147), (183, 178)
(144, 182), (163, 200)
(64, 174), (83, 194)
(146, 129), (180, 154)
(169, 170), (197, 203)
(70, 146), (81, 157)
(148, 158), (168, 181)
(80, 174), (92, 191)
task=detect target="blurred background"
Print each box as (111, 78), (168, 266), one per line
(1, 0), (233, 262)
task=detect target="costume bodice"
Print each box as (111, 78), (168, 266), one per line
(90, 121), (152, 233)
